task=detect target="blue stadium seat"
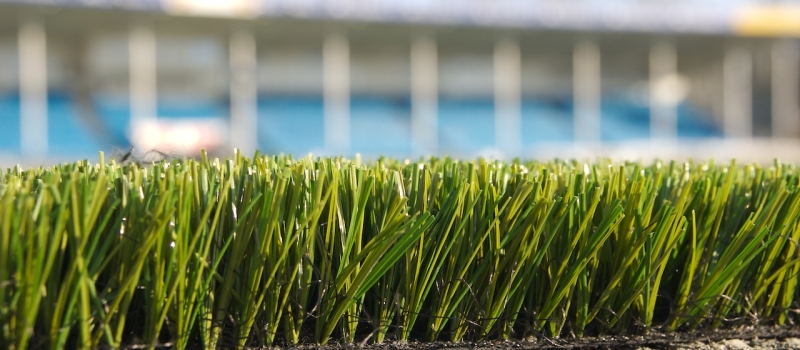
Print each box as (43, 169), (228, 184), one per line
(521, 99), (574, 146)
(93, 96), (131, 146)
(257, 96), (325, 155)
(438, 98), (495, 154)
(48, 93), (105, 156)
(158, 99), (227, 119)
(677, 103), (722, 138)
(601, 98), (650, 142)
(0, 94), (21, 153)
(3, 91), (724, 159)
(351, 97), (412, 157)
(94, 97), (233, 147)
(557, 97), (722, 142)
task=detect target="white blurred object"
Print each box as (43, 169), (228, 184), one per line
(162, 0), (260, 18)
(651, 74), (690, 106)
(131, 119), (229, 154)
(528, 138), (800, 165)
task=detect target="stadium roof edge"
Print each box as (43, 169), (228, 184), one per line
(1, 0), (799, 37)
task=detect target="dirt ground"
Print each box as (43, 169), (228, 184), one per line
(274, 325), (800, 349)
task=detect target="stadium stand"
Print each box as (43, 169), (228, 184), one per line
(0, 0), (796, 164)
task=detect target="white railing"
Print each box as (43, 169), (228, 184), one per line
(2, 17), (799, 163)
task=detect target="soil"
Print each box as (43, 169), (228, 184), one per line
(271, 325), (800, 350)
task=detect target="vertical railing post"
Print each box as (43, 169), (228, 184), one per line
(494, 39), (521, 156)
(771, 40), (800, 138)
(129, 25), (157, 142)
(230, 30), (258, 155)
(723, 46), (752, 139)
(574, 41), (601, 144)
(650, 41), (678, 141)
(19, 21), (48, 156)
(323, 33), (350, 154)
(411, 36), (438, 155)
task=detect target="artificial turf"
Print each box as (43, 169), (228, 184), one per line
(2, 151), (800, 349)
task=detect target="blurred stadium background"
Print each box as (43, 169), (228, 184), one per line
(0, 0), (799, 166)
